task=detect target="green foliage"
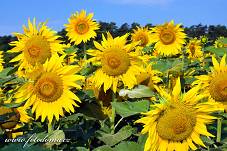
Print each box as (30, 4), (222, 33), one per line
(112, 100), (150, 118)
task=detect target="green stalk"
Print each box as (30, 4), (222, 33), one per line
(48, 120), (53, 134)
(110, 92), (116, 134)
(83, 42), (87, 60)
(216, 118), (222, 143)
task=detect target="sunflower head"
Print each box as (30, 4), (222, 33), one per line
(151, 20), (186, 56)
(0, 106), (20, 129)
(200, 35), (208, 44)
(214, 37), (225, 48)
(186, 38), (203, 60)
(8, 18), (67, 77)
(194, 54), (227, 111)
(136, 64), (162, 90)
(136, 78), (223, 151)
(87, 33), (144, 93)
(65, 10), (100, 45)
(131, 26), (152, 47)
(14, 54), (85, 123)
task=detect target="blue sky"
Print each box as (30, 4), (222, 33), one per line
(0, 0), (226, 36)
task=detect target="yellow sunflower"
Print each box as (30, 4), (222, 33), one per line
(151, 20), (186, 56)
(0, 51), (4, 72)
(84, 77), (112, 117)
(65, 10), (100, 45)
(193, 54), (227, 111)
(0, 106), (31, 138)
(14, 54), (84, 123)
(136, 78), (223, 151)
(136, 64), (162, 90)
(8, 18), (67, 77)
(131, 26), (152, 47)
(186, 38), (203, 61)
(63, 52), (78, 65)
(87, 33), (144, 93)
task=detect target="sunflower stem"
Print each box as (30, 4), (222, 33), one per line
(48, 121), (53, 134)
(110, 92), (116, 134)
(216, 118), (222, 143)
(83, 42), (87, 60)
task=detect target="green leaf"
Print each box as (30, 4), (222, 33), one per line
(0, 144), (49, 151)
(65, 46), (78, 54)
(93, 145), (114, 151)
(97, 125), (135, 146)
(75, 147), (89, 151)
(112, 100), (149, 118)
(113, 141), (141, 151)
(137, 134), (147, 151)
(0, 67), (13, 78)
(152, 58), (183, 73)
(44, 130), (65, 147)
(2, 102), (24, 108)
(119, 85), (154, 98)
(205, 46), (227, 56)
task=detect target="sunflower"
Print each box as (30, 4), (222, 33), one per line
(193, 54), (227, 111)
(131, 26), (152, 47)
(214, 37), (227, 48)
(14, 54), (84, 123)
(136, 64), (162, 90)
(63, 52), (78, 65)
(136, 78), (223, 151)
(65, 10), (100, 45)
(87, 33), (144, 93)
(8, 18), (67, 77)
(0, 51), (4, 72)
(186, 38), (203, 60)
(150, 20), (186, 56)
(0, 106), (31, 138)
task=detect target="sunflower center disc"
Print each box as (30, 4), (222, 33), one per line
(157, 105), (196, 141)
(75, 22), (89, 34)
(28, 46), (41, 57)
(209, 73), (227, 102)
(35, 73), (63, 102)
(189, 44), (196, 55)
(160, 30), (176, 45)
(138, 34), (148, 46)
(25, 35), (51, 65)
(101, 49), (130, 76)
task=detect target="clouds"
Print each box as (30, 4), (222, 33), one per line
(106, 0), (174, 5)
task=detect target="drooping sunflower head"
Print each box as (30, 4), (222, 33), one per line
(9, 18), (67, 76)
(0, 51), (4, 72)
(87, 33), (144, 93)
(65, 10), (100, 45)
(131, 26), (152, 47)
(0, 105), (31, 139)
(14, 54), (85, 123)
(136, 64), (162, 90)
(151, 20), (186, 56)
(186, 38), (203, 60)
(136, 78), (223, 151)
(194, 54), (227, 110)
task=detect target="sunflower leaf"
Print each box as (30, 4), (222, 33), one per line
(113, 141), (142, 151)
(97, 125), (136, 146)
(111, 100), (149, 118)
(119, 85), (154, 98)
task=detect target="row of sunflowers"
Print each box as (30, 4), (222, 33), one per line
(0, 10), (227, 151)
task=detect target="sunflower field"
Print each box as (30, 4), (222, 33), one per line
(0, 10), (227, 151)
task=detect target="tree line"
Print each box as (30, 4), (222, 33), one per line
(1, 22), (227, 53)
